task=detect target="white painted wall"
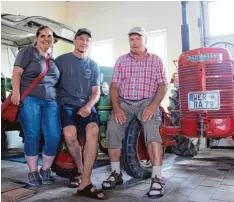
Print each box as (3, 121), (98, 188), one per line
(1, 1), (202, 109)
(1, 1), (203, 78)
(66, 1), (201, 108)
(66, 1), (201, 79)
(1, 1), (67, 24)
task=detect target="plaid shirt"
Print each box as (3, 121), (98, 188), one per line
(112, 50), (168, 100)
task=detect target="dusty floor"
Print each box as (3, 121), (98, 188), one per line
(1, 149), (234, 202)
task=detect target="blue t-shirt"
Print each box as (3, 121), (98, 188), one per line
(55, 53), (100, 107)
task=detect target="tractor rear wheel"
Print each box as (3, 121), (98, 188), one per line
(122, 118), (152, 179)
(168, 89), (200, 157)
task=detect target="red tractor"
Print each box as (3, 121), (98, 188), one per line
(164, 47), (234, 154)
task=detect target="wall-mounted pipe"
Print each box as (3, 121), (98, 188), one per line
(181, 1), (191, 52)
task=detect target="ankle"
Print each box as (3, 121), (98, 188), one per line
(29, 169), (38, 173)
(79, 179), (90, 187)
(41, 168), (50, 171)
(111, 161), (121, 174)
(152, 166), (162, 179)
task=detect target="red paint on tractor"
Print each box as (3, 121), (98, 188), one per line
(159, 47), (234, 146)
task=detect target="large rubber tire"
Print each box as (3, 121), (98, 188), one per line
(168, 89), (200, 157)
(172, 136), (200, 157)
(122, 118), (151, 179)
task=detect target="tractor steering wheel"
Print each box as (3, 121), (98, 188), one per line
(209, 41), (234, 48)
(209, 42), (234, 62)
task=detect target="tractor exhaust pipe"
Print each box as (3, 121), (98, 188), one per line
(181, 1), (191, 52)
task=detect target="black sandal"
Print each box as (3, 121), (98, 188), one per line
(68, 173), (82, 188)
(146, 177), (165, 199)
(102, 171), (123, 190)
(77, 183), (108, 200)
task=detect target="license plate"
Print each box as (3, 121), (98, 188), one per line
(188, 91), (220, 111)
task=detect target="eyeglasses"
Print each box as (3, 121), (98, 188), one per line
(77, 37), (91, 43)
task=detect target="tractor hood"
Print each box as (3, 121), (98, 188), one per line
(1, 13), (75, 48)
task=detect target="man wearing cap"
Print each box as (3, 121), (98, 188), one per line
(102, 26), (168, 198)
(55, 28), (107, 200)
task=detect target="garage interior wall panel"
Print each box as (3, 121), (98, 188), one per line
(1, 1), (202, 108)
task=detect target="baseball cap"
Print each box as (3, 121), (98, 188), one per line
(128, 26), (146, 36)
(75, 28), (92, 38)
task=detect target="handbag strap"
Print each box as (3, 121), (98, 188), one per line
(20, 56), (50, 101)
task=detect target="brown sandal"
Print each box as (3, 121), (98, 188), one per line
(77, 183), (108, 200)
(146, 176), (165, 199)
(102, 171), (123, 190)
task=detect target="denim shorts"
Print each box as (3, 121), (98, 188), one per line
(60, 104), (99, 140)
(19, 96), (61, 156)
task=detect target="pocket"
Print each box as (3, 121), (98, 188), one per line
(62, 104), (76, 111)
(22, 96), (34, 104)
(119, 100), (129, 110)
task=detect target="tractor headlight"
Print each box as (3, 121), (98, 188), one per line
(101, 82), (109, 96)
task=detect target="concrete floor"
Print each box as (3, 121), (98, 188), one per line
(1, 149), (234, 202)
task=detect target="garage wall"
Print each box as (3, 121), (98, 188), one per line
(1, 1), (202, 108)
(1, 1), (202, 77)
(65, 1), (201, 108)
(1, 1), (67, 23)
(66, 1), (201, 79)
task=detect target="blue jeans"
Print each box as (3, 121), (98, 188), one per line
(19, 96), (61, 156)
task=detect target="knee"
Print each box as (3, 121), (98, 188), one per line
(86, 123), (99, 141)
(24, 132), (40, 145)
(63, 130), (77, 144)
(46, 133), (61, 145)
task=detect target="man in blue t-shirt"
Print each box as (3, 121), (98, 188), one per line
(55, 28), (107, 200)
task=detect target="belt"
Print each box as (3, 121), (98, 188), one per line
(120, 97), (150, 102)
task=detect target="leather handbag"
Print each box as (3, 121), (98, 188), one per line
(1, 56), (50, 123)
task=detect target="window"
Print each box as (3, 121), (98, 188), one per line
(208, 1), (234, 36)
(146, 30), (168, 80)
(89, 39), (114, 66)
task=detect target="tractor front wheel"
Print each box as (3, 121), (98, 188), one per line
(168, 89), (201, 157)
(172, 136), (200, 157)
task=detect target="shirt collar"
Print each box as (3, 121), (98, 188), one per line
(33, 46), (53, 59)
(129, 48), (152, 58)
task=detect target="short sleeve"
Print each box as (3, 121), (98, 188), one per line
(14, 46), (33, 70)
(92, 61), (100, 86)
(155, 57), (168, 85)
(111, 56), (122, 84)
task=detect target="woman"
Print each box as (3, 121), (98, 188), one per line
(11, 26), (61, 187)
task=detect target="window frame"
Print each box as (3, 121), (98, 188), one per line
(146, 29), (168, 80)
(203, 1), (234, 38)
